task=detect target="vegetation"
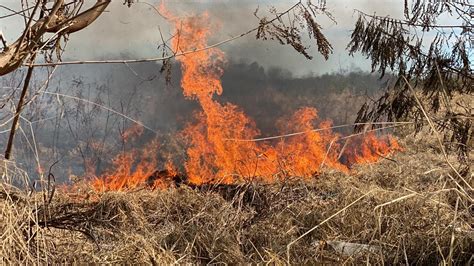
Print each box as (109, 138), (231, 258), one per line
(1, 134), (472, 264)
(349, 1), (472, 166)
(0, 0), (472, 264)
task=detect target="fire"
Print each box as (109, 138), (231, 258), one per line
(342, 133), (402, 165)
(92, 139), (159, 192)
(88, 4), (401, 191)
(274, 108), (348, 177)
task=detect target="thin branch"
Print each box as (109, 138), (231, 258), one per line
(287, 190), (374, 262)
(4, 56), (36, 160)
(39, 91), (157, 134)
(14, 1), (41, 56)
(225, 121), (413, 142)
(401, 76), (473, 195)
(0, 4), (35, 20)
(134, 1), (166, 20)
(354, 9), (470, 29)
(29, 1), (304, 67)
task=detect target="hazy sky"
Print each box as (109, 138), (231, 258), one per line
(1, 0), (443, 75)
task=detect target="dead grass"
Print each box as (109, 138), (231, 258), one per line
(1, 135), (473, 264)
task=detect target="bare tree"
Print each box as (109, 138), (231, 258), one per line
(0, 0), (111, 76)
(1, 0), (111, 159)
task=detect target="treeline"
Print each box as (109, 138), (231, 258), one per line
(220, 61), (392, 133)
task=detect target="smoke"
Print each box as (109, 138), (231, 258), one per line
(61, 0), (407, 76)
(0, 0), (401, 181)
(1, 0), (442, 76)
(50, 60), (389, 134)
(0, 58), (391, 183)
(0, 0), (409, 75)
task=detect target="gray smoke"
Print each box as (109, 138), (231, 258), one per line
(54, 0), (408, 76)
(0, 0), (405, 181)
(0, 1), (442, 76)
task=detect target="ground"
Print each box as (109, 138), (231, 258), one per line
(1, 134), (472, 264)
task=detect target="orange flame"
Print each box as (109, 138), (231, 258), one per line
(342, 133), (402, 165)
(88, 4), (402, 191)
(92, 135), (159, 192)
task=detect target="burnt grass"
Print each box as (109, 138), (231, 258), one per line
(1, 135), (473, 264)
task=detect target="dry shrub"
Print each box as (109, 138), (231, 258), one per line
(1, 134), (473, 264)
(0, 166), (51, 264)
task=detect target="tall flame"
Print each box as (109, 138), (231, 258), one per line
(90, 4), (401, 191)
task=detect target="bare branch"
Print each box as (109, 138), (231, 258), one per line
(0, 0), (111, 77)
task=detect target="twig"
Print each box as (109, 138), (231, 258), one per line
(401, 76), (473, 196)
(320, 136), (338, 169)
(225, 121), (413, 142)
(0, 5), (35, 20)
(29, 1), (304, 68)
(29, 29), (256, 67)
(134, 1), (166, 19)
(3, 16), (67, 160)
(403, 187), (468, 207)
(373, 193), (416, 211)
(286, 190), (373, 262)
(447, 196), (460, 263)
(39, 91), (157, 134)
(14, 1), (41, 56)
(354, 9), (468, 29)
(4, 56), (36, 159)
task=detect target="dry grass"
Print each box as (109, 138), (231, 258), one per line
(1, 135), (473, 264)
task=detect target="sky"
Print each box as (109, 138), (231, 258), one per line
(0, 0), (447, 76)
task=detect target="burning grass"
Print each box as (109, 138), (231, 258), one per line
(1, 135), (472, 264)
(1, 5), (471, 263)
(1, 1), (471, 264)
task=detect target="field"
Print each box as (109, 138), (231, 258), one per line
(1, 0), (472, 265)
(1, 133), (472, 264)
